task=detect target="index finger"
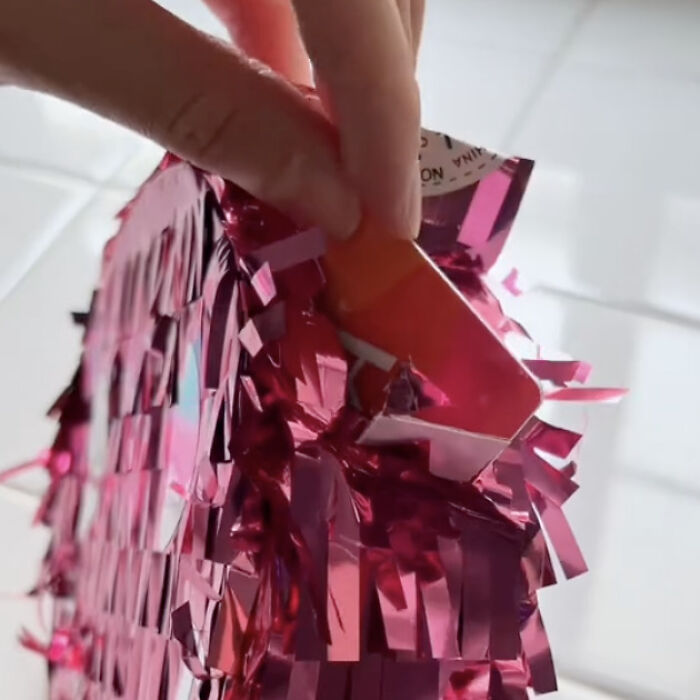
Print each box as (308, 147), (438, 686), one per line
(292, 0), (421, 239)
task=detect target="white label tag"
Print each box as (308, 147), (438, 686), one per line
(419, 129), (505, 196)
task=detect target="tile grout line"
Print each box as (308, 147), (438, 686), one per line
(0, 158), (101, 191)
(0, 148), (147, 305)
(0, 140), (164, 194)
(501, 0), (602, 152)
(0, 483), (41, 510)
(558, 667), (676, 700)
(536, 284), (700, 332)
(543, 55), (700, 86)
(616, 467), (700, 503)
(0, 186), (100, 304)
(556, 674), (624, 700)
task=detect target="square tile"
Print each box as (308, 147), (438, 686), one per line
(553, 678), (621, 700)
(0, 487), (50, 592)
(0, 88), (144, 182)
(568, 0), (700, 76)
(418, 44), (547, 149)
(509, 295), (700, 698)
(109, 140), (165, 190)
(0, 487), (51, 698)
(0, 168), (93, 301)
(0, 1), (225, 188)
(505, 289), (699, 492)
(423, 0), (590, 55)
(508, 65), (700, 321)
(541, 476), (700, 700)
(0, 191), (125, 493)
(0, 598), (49, 699)
(613, 314), (700, 494)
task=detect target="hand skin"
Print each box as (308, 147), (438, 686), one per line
(0, 0), (425, 239)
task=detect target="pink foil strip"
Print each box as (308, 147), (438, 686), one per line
(501, 268), (523, 297)
(459, 169), (513, 250)
(523, 419), (582, 460)
(523, 359), (592, 385)
(532, 492), (588, 580)
(3, 129), (625, 699)
(545, 387), (628, 402)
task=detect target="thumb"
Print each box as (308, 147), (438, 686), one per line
(1, 0), (360, 239)
(202, 0), (312, 85)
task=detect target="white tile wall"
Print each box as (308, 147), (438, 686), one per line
(418, 44), (549, 146)
(0, 191), (125, 492)
(567, 0), (700, 76)
(507, 66), (700, 321)
(0, 88), (143, 181)
(0, 167), (94, 299)
(422, 0), (591, 55)
(1, 1), (698, 698)
(512, 291), (700, 699)
(0, 487), (50, 699)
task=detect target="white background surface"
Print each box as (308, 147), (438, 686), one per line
(1, 1), (699, 697)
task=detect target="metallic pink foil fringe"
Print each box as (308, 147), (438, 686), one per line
(9, 133), (623, 699)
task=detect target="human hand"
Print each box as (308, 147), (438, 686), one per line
(0, 0), (424, 239)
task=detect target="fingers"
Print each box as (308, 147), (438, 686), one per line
(291, 0), (422, 238)
(209, 0), (425, 77)
(1, 0), (360, 238)
(202, 0), (311, 85)
(2, 0), (423, 240)
(202, 0), (425, 238)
